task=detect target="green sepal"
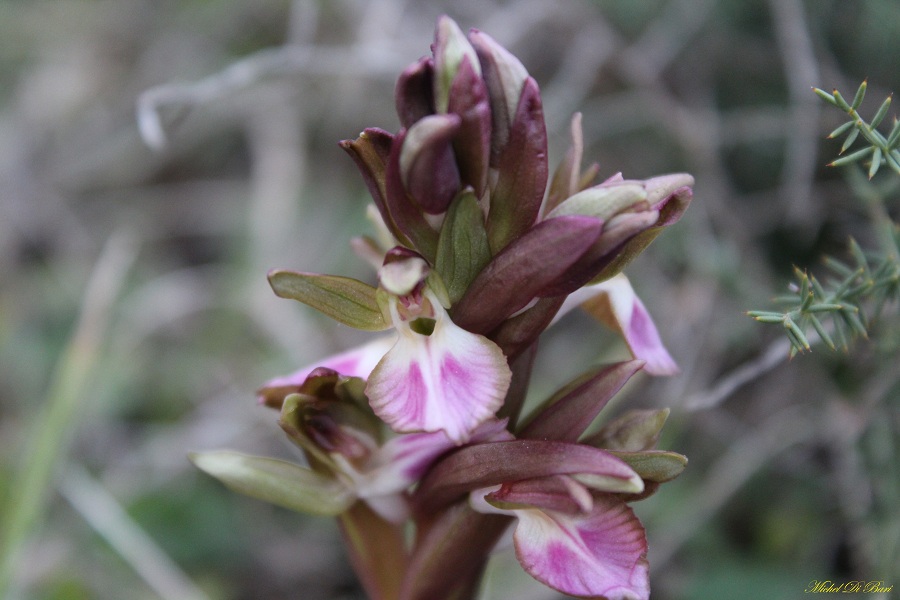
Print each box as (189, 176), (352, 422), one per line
(435, 189), (492, 304)
(189, 451), (355, 516)
(545, 183), (647, 222)
(584, 408), (670, 452)
(268, 270), (389, 331)
(606, 450), (687, 483)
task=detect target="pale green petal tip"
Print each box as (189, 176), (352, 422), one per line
(189, 450), (355, 516)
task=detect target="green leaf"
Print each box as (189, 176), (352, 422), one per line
(750, 313), (787, 324)
(840, 127), (859, 154)
(435, 189), (492, 304)
(869, 147), (883, 179)
(813, 87), (838, 106)
(783, 316), (811, 351)
(807, 303), (844, 312)
(828, 121), (854, 139)
(850, 80), (867, 110)
(885, 150), (900, 175)
(189, 451), (355, 516)
(886, 118), (900, 149)
(829, 145), (874, 167)
(607, 450), (687, 483)
(832, 89), (852, 111)
(810, 315), (835, 350)
(870, 94), (892, 128)
(268, 270), (388, 331)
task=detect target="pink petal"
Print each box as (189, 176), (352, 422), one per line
(366, 311), (511, 444)
(620, 293), (678, 376)
(361, 431), (458, 496)
(257, 336), (395, 405)
(554, 275), (678, 376)
(512, 496), (650, 600)
(341, 420), (512, 523)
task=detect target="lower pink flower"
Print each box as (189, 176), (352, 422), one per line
(471, 484), (649, 600)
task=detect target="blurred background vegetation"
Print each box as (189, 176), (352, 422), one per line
(1, 1), (897, 599)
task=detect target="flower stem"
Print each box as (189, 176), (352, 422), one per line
(338, 502), (408, 600)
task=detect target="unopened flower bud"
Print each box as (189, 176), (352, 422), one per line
(433, 15), (481, 114)
(469, 29), (529, 157)
(399, 114), (462, 214)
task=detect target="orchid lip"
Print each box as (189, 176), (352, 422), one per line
(366, 289), (512, 444)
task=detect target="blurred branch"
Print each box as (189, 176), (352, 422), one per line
(768, 0), (821, 221)
(136, 43), (407, 150)
(682, 339), (791, 411)
(0, 232), (137, 598)
(60, 466), (210, 600)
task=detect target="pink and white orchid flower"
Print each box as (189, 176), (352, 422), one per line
(260, 255), (513, 445)
(366, 286), (511, 444)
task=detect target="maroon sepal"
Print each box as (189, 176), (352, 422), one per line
(486, 77), (549, 253)
(402, 114), (462, 214)
(538, 211), (658, 296)
(588, 185), (693, 284)
(490, 296), (566, 360)
(339, 128), (408, 246)
(495, 341), (538, 430)
(413, 439), (637, 514)
(452, 215), (602, 334)
(396, 57), (435, 128)
(384, 129), (440, 261)
(485, 475), (591, 514)
(447, 56), (491, 197)
(518, 360), (645, 442)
